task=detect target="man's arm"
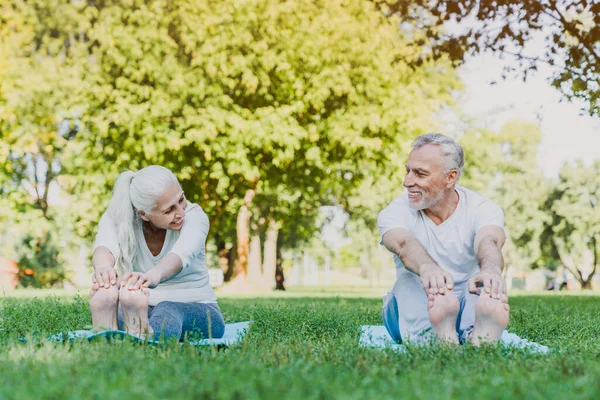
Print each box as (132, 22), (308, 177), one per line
(382, 227), (454, 294)
(469, 225), (506, 298)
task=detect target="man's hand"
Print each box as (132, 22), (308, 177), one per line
(419, 264), (454, 294)
(468, 268), (505, 299)
(120, 271), (160, 290)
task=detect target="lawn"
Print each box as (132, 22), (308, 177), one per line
(1, 291), (600, 399)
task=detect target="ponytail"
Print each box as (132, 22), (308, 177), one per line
(106, 170), (137, 273)
(105, 165), (180, 273)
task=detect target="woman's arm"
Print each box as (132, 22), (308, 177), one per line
(93, 247), (118, 288)
(121, 252), (183, 289)
(92, 213), (121, 288)
(122, 204), (209, 290)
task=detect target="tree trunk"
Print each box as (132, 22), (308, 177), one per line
(554, 236), (589, 290)
(235, 206), (250, 279)
(262, 219), (279, 289)
(275, 245), (285, 291)
(589, 234), (599, 289)
(217, 239), (236, 282)
(580, 234), (598, 290)
(247, 234), (262, 286)
(234, 190), (255, 279)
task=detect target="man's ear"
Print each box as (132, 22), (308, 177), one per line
(137, 209), (150, 222)
(445, 169), (458, 187)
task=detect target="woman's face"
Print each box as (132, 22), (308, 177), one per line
(139, 183), (188, 230)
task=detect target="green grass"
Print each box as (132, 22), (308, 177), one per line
(1, 292), (600, 399)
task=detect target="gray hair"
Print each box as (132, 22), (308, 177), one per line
(412, 133), (464, 180)
(105, 165), (180, 272)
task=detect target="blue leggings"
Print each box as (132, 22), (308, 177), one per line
(118, 301), (225, 341)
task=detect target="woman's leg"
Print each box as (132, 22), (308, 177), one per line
(90, 284), (119, 331)
(149, 302), (225, 341)
(119, 286), (153, 338)
(117, 305), (153, 331)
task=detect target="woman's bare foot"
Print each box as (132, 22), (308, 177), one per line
(428, 291), (460, 344)
(469, 292), (510, 346)
(90, 283), (119, 331)
(119, 286), (154, 338)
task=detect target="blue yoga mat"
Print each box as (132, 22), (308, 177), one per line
(22, 321), (251, 347)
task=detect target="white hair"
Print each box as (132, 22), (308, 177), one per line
(412, 133), (464, 180)
(105, 165), (180, 273)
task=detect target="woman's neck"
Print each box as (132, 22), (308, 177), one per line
(142, 220), (165, 236)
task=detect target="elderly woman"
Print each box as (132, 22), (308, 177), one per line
(90, 165), (224, 340)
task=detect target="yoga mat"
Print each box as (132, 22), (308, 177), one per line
(359, 325), (550, 353)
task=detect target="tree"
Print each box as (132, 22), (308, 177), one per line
(461, 121), (551, 287)
(59, 0), (458, 285)
(2, 0), (459, 289)
(376, 0), (600, 116)
(0, 0), (86, 220)
(540, 161), (600, 289)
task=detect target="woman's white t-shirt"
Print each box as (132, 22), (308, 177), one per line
(93, 203), (217, 306)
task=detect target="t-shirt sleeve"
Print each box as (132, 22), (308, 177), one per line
(377, 196), (414, 245)
(93, 212), (120, 260)
(168, 204), (209, 268)
(473, 199), (505, 231)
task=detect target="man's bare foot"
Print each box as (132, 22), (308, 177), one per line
(90, 284), (119, 331)
(119, 286), (154, 338)
(428, 291), (460, 344)
(469, 292), (510, 346)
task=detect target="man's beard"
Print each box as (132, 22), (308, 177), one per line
(407, 189), (445, 211)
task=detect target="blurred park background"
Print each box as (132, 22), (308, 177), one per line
(0, 0), (599, 295)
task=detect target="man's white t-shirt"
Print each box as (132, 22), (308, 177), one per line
(93, 203), (217, 306)
(378, 185), (504, 284)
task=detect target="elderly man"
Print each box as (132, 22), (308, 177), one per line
(378, 133), (509, 345)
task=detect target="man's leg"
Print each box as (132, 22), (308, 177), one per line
(383, 273), (435, 343)
(469, 292), (509, 346)
(427, 291), (460, 344)
(382, 292), (402, 343)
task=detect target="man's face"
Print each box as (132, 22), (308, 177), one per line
(139, 183), (188, 230)
(403, 144), (449, 210)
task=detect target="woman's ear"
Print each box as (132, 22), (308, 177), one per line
(137, 209), (150, 221)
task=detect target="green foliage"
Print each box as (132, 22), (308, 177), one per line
(16, 232), (69, 288)
(378, 0), (600, 116)
(76, 0), (456, 245)
(2, 294), (600, 398)
(540, 161), (600, 287)
(0, 0), (85, 218)
(462, 121), (551, 272)
(1, 0), (459, 258)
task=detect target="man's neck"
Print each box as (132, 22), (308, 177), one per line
(423, 188), (460, 225)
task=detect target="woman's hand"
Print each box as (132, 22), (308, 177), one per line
(92, 266), (118, 289)
(120, 271), (161, 290)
